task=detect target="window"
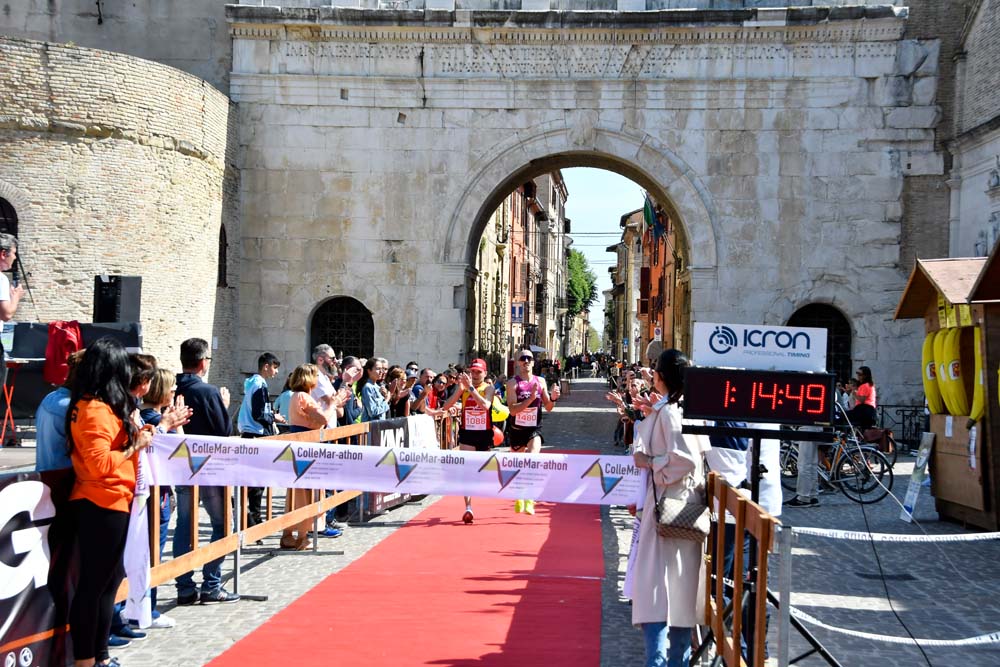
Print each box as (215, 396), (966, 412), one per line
(786, 304), (852, 383)
(310, 297), (374, 359)
(217, 224), (228, 288)
(0, 198), (17, 236)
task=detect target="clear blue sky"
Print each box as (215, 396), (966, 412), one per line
(562, 168), (645, 332)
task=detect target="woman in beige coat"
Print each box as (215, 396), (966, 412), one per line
(631, 349), (708, 667)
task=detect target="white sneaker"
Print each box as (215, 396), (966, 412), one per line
(148, 613), (176, 629)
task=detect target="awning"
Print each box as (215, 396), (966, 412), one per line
(893, 257), (987, 319)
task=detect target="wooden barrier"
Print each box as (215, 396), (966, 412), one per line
(117, 416), (455, 602)
(705, 471), (781, 667)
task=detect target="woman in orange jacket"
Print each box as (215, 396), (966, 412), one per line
(67, 337), (152, 667)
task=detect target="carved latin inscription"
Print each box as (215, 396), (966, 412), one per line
(265, 39), (897, 80)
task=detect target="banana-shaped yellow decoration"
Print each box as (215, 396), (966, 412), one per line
(967, 326), (985, 428)
(946, 327), (970, 416)
(933, 328), (956, 415)
(922, 332), (945, 414)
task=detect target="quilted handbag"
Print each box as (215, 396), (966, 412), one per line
(652, 481), (710, 541)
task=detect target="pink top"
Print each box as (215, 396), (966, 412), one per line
(855, 382), (876, 408)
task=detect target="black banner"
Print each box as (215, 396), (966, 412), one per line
(365, 417), (414, 515)
(0, 470), (76, 667)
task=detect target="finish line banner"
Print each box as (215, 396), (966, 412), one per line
(146, 435), (643, 506)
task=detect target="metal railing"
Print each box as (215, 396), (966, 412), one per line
(875, 405), (925, 453)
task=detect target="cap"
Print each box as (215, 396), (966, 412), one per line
(405, 368), (419, 379)
(469, 358), (488, 372)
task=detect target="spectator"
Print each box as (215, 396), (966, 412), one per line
(173, 337), (240, 605)
(134, 367), (189, 629)
(845, 365), (877, 429)
(66, 337), (153, 667)
(410, 367), (435, 413)
(386, 366), (411, 418)
(359, 357), (390, 421)
(237, 353), (285, 527)
(311, 344), (341, 427)
(0, 233), (24, 383)
(334, 356), (364, 426)
(630, 349), (708, 667)
(282, 363), (341, 549)
(35, 350), (84, 472)
(273, 374), (293, 429)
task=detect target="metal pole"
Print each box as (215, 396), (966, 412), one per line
(233, 486), (242, 595)
(777, 526), (792, 667)
(746, 436), (762, 665)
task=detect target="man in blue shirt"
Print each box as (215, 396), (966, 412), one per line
(34, 351), (85, 471)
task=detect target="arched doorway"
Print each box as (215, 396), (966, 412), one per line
(446, 133), (714, 364)
(787, 304), (853, 382)
(309, 297), (374, 359)
(0, 197), (17, 236)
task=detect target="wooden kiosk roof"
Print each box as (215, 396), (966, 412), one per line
(970, 242), (1000, 302)
(894, 257), (987, 319)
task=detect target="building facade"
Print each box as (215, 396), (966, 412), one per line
(1, 2), (986, 403)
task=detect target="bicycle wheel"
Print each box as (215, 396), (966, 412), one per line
(833, 447), (893, 504)
(883, 434), (899, 467)
(778, 441), (799, 491)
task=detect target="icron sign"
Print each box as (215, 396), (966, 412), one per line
(692, 322), (828, 372)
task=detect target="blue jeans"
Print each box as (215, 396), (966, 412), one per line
(173, 486), (227, 597)
(642, 623), (691, 667)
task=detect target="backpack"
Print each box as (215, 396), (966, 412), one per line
(43, 320), (82, 386)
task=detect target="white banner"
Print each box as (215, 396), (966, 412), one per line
(146, 434), (644, 506)
(692, 322), (827, 372)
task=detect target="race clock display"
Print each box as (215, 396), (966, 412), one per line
(683, 367), (835, 426)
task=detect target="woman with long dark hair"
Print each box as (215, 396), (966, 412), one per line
(629, 349), (708, 667)
(358, 357), (390, 421)
(66, 337), (153, 667)
(845, 365), (877, 428)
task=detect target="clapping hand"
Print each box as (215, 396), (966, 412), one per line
(219, 386), (230, 409)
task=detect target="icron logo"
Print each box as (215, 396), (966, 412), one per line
(709, 326), (812, 355)
(0, 481), (55, 640)
(708, 326), (739, 354)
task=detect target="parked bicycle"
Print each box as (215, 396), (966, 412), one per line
(778, 429), (894, 504)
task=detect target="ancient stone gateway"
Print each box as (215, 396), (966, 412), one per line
(229, 5), (941, 401)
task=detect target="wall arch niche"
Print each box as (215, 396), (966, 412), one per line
(786, 303), (853, 383)
(309, 296), (375, 360)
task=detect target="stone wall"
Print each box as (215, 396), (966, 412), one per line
(229, 6), (939, 403)
(958, 0), (1000, 135)
(0, 0), (232, 92)
(0, 37), (241, 394)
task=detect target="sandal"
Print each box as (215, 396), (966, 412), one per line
(295, 538), (313, 551)
(279, 534), (298, 550)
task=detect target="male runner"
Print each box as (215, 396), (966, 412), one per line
(506, 349), (560, 515)
(440, 358), (494, 524)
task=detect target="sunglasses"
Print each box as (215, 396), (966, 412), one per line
(519, 355), (533, 362)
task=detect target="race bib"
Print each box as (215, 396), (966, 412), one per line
(515, 407), (538, 428)
(465, 408), (488, 431)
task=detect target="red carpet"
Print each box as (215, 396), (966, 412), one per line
(209, 486), (604, 666)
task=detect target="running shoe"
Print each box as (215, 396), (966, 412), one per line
(314, 527), (343, 538)
(114, 625), (147, 641)
(147, 613), (177, 629)
(462, 508), (474, 524)
(107, 636), (131, 649)
(514, 499), (525, 513)
(524, 500), (535, 515)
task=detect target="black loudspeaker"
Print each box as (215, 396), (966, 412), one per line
(93, 275), (142, 323)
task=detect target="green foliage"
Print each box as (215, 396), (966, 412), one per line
(566, 249), (598, 316)
(587, 326), (601, 352)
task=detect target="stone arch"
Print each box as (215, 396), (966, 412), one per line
(0, 179), (31, 238)
(308, 296), (375, 360)
(442, 121), (720, 273)
(787, 302), (853, 382)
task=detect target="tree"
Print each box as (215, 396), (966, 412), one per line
(587, 326), (601, 352)
(566, 249), (598, 316)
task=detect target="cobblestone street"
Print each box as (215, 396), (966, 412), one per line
(5, 377), (999, 666)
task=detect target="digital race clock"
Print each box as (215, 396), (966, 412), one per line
(683, 367), (835, 426)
